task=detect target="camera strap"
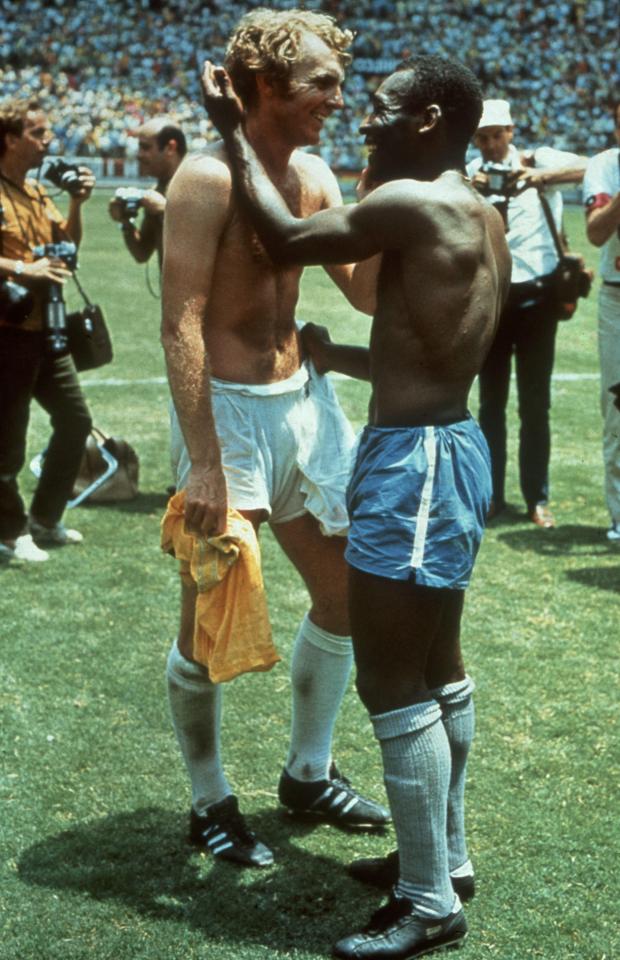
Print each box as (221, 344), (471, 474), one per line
(71, 269), (95, 308)
(537, 189), (566, 261)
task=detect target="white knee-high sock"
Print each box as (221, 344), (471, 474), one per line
(429, 676), (475, 877)
(285, 613), (353, 782)
(166, 641), (231, 815)
(372, 700), (455, 919)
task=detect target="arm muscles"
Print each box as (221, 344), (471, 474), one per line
(226, 127), (416, 266)
(161, 158), (230, 470)
(586, 195), (620, 247)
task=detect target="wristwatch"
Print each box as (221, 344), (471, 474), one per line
(14, 259), (24, 275)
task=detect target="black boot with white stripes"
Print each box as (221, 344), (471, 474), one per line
(278, 764), (391, 829)
(189, 795), (274, 867)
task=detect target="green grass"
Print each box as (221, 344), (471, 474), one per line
(1, 193), (619, 960)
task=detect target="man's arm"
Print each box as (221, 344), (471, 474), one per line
(201, 65), (422, 268)
(161, 155), (231, 536)
(63, 166), (95, 247)
(585, 193), (620, 247)
(520, 147), (588, 189)
(110, 190), (164, 263)
(312, 160), (379, 315)
(301, 322), (370, 380)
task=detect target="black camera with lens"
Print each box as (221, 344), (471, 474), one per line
(32, 241), (78, 356)
(44, 158), (84, 197)
(0, 277), (34, 325)
(476, 162), (515, 199)
(114, 187), (145, 220)
(0, 200), (34, 324)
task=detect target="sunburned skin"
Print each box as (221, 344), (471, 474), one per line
(166, 143), (334, 384)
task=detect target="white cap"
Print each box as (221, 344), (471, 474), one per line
(478, 99), (513, 129)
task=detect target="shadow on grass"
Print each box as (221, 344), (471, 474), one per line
(18, 807), (382, 953)
(76, 491), (170, 516)
(565, 565), (620, 592)
(496, 523), (618, 558)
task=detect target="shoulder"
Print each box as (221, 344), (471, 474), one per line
(165, 146), (233, 237)
(291, 149), (333, 177)
(583, 148), (618, 204)
(533, 145), (581, 168)
(291, 148), (341, 199)
(167, 145), (232, 201)
(585, 147), (618, 175)
(24, 178), (50, 203)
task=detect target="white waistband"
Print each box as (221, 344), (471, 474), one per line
(210, 363), (310, 397)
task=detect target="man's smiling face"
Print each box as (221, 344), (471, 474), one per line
(271, 31), (345, 148)
(359, 70), (423, 183)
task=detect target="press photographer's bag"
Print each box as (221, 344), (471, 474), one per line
(71, 427), (139, 504)
(67, 274), (113, 371)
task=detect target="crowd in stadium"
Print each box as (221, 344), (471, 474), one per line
(1, 0), (618, 169)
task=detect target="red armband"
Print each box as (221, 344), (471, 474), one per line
(585, 192), (612, 212)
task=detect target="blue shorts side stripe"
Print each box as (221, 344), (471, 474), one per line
(410, 426), (436, 570)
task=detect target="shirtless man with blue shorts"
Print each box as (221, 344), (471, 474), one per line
(202, 52), (511, 957)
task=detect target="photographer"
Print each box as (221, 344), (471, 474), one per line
(0, 98), (94, 563)
(108, 117), (186, 267)
(467, 99), (587, 528)
(583, 99), (620, 543)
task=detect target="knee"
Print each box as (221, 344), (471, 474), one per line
(308, 592), (349, 636)
(51, 406), (92, 441)
(72, 408), (92, 442)
(355, 666), (427, 716)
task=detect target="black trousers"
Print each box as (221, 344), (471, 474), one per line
(0, 327), (92, 540)
(478, 280), (559, 511)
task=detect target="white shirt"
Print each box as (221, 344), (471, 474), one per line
(467, 144), (581, 284)
(582, 147), (620, 283)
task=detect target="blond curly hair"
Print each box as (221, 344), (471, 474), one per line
(224, 8), (354, 108)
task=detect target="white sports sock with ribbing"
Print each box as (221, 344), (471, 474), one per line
(285, 613), (353, 782)
(429, 676), (475, 877)
(372, 700), (456, 919)
(166, 641), (231, 815)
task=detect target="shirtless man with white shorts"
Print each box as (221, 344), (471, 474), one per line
(161, 8), (389, 870)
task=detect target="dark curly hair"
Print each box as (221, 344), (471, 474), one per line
(397, 55), (483, 151)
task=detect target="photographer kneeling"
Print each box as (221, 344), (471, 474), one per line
(0, 98), (94, 563)
(108, 117), (186, 267)
(467, 99), (587, 529)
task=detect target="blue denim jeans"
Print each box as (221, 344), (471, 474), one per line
(478, 280), (558, 511)
(0, 327), (92, 539)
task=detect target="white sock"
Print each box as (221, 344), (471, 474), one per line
(166, 641), (231, 815)
(285, 613), (353, 782)
(429, 676), (475, 877)
(372, 700), (455, 919)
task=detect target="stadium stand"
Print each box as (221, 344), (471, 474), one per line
(1, 0), (618, 171)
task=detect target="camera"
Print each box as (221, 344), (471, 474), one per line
(44, 158), (84, 197)
(476, 162), (515, 198)
(0, 199), (34, 323)
(0, 278), (34, 325)
(114, 187), (145, 219)
(32, 241), (78, 272)
(32, 241), (78, 356)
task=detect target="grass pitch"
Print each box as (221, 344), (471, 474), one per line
(1, 192), (618, 960)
